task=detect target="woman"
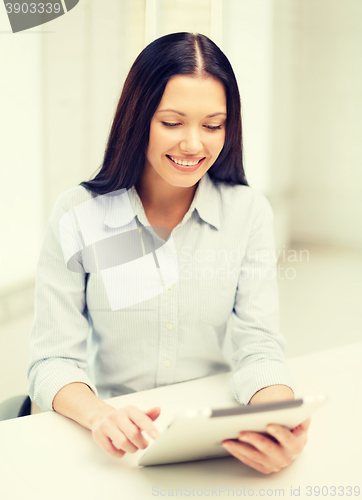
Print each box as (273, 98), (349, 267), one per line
(28, 32), (310, 474)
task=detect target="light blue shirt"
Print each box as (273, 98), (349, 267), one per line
(27, 172), (294, 412)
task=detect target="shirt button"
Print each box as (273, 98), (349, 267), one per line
(166, 322), (173, 330)
(195, 223), (200, 230)
(167, 284), (174, 290)
(163, 360), (171, 367)
(173, 248), (177, 255)
(138, 227), (142, 233)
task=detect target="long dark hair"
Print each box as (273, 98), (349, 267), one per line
(80, 32), (248, 194)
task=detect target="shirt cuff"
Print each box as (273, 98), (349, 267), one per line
(229, 360), (295, 406)
(28, 359), (98, 412)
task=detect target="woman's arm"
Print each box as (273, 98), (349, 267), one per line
(224, 195), (309, 472)
(53, 382), (161, 458)
(53, 382), (115, 430)
(27, 190), (99, 411)
(229, 194), (295, 405)
(248, 384), (294, 405)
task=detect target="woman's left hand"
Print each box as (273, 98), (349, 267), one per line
(222, 417), (311, 474)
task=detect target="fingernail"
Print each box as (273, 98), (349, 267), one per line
(150, 430), (159, 439)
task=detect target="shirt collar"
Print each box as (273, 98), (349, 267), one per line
(104, 172), (221, 230)
(187, 172), (221, 230)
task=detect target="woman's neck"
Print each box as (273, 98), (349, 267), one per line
(135, 170), (198, 217)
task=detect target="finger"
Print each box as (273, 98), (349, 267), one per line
(267, 424), (307, 457)
(145, 407), (161, 421)
(266, 424), (295, 448)
(222, 442), (277, 474)
(292, 417), (311, 437)
(93, 429), (127, 459)
(106, 420), (140, 453)
(125, 406), (160, 439)
(110, 435), (138, 453)
(223, 439), (264, 465)
(238, 431), (280, 456)
(113, 418), (149, 451)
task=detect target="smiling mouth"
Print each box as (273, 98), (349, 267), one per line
(166, 155), (206, 167)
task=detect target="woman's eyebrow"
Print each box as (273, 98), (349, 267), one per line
(157, 109), (226, 118)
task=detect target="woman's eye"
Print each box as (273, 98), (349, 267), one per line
(161, 122), (222, 130)
(162, 122), (180, 127)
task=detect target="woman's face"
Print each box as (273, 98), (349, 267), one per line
(144, 75), (227, 188)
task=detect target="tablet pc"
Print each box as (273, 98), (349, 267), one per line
(138, 394), (327, 466)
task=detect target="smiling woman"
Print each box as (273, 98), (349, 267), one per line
(27, 32), (309, 474)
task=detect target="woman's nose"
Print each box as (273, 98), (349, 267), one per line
(179, 128), (203, 153)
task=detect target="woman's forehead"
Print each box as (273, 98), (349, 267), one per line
(157, 75), (227, 115)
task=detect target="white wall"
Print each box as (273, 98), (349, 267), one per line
(223, 0), (274, 194)
(42, 0), (150, 220)
(224, 0), (362, 251)
(291, 0), (362, 249)
(223, 0), (296, 251)
(0, 11), (43, 291)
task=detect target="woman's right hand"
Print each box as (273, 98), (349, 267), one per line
(91, 405), (161, 458)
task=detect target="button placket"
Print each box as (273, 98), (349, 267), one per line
(155, 270), (178, 387)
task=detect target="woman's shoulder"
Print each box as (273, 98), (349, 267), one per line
(216, 181), (272, 216)
(53, 185), (97, 210)
(46, 185), (98, 229)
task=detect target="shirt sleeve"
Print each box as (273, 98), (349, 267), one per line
(229, 195), (295, 405)
(27, 191), (98, 412)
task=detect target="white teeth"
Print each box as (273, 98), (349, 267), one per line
(169, 155), (201, 166)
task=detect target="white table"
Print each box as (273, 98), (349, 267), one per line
(1, 341), (361, 500)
